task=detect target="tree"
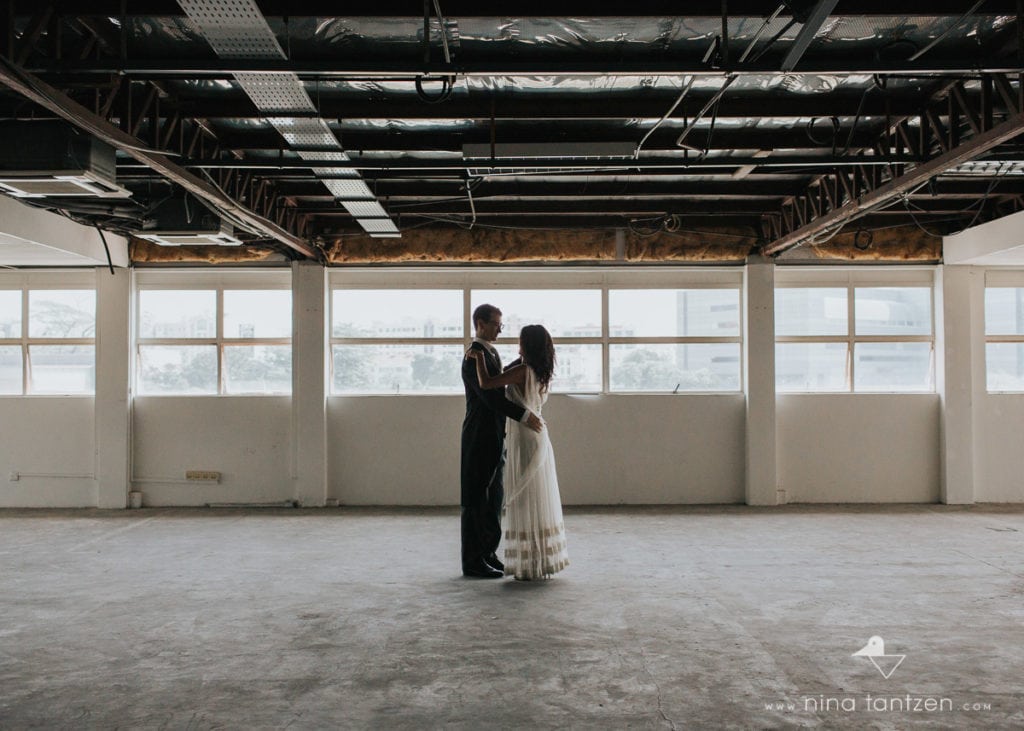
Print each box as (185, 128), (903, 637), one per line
(612, 348), (678, 391)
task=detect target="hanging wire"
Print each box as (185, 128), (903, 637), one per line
(94, 224), (116, 275)
(416, 0), (456, 103)
(738, 4), (787, 63)
(634, 75), (695, 159)
(675, 75), (737, 148)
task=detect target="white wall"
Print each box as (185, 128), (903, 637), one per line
(132, 397), (291, 506)
(0, 398), (96, 507)
(328, 394), (746, 505)
(975, 395), (1024, 502)
(7, 262), (1024, 508)
(777, 395), (941, 502)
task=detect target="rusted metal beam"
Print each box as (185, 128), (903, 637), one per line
(0, 57), (316, 258)
(762, 110), (1024, 256)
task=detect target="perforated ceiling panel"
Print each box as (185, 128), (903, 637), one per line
(177, 0), (398, 238)
(342, 201), (388, 218)
(176, 0), (285, 59)
(234, 74), (315, 112)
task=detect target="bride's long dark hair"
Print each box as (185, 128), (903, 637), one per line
(519, 324), (556, 393)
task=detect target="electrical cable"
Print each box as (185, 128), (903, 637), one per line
(747, 18), (797, 64)
(94, 224), (116, 275)
(415, 0), (455, 104)
(635, 76), (695, 159)
(738, 4), (787, 63)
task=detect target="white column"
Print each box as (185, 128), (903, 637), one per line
(744, 255), (778, 505)
(936, 265), (980, 504)
(291, 261), (328, 506)
(94, 267), (131, 509)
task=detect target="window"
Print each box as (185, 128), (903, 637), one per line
(609, 289), (741, 392)
(331, 289), (464, 394)
(471, 289), (602, 393)
(329, 271), (743, 395)
(984, 285), (1024, 391)
(775, 274), (934, 393)
(136, 273), (291, 395)
(0, 282), (95, 395)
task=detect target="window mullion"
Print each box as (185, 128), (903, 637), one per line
(21, 288), (28, 395)
(217, 288), (224, 395)
(848, 282), (856, 392)
(601, 286), (609, 394)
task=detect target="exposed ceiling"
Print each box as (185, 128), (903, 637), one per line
(1, 1), (1023, 264)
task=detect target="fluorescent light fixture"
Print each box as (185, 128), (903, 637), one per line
(0, 174), (132, 199)
(358, 218), (400, 234)
(343, 201), (388, 218)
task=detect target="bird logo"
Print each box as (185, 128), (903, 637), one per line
(852, 636), (906, 679)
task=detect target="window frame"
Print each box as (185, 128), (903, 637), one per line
(983, 270), (1024, 393)
(329, 268), (744, 395)
(0, 271), (96, 397)
(774, 267), (936, 394)
(134, 270), (292, 396)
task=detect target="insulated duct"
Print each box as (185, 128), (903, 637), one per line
(177, 0), (400, 237)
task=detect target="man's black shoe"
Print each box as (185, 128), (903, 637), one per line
(463, 562), (503, 579)
(486, 554), (505, 572)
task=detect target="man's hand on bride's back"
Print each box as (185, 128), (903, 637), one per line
(526, 412), (544, 433)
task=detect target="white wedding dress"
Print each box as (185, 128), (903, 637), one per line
(503, 366), (569, 580)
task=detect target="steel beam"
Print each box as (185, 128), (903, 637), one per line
(762, 110), (1024, 255)
(22, 58), (1024, 78)
(7, 1), (1020, 16)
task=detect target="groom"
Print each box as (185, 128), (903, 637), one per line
(461, 304), (543, 578)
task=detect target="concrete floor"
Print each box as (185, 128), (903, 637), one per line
(1, 505), (1023, 730)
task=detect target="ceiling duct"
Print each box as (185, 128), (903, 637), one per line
(177, 0), (400, 237)
(462, 142), (637, 159)
(134, 197), (242, 247)
(0, 121), (131, 199)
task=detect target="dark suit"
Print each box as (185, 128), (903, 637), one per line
(460, 342), (526, 570)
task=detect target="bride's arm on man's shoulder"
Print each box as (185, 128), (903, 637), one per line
(466, 350), (527, 390)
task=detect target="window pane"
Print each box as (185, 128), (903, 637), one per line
(28, 345), (94, 394)
(224, 290), (291, 339)
(0, 290), (20, 338)
(775, 288), (847, 336)
(139, 290), (216, 339)
(609, 289), (740, 337)
(471, 290), (601, 340)
(776, 343), (848, 392)
(495, 343), (602, 393)
(28, 290), (95, 338)
(986, 343), (1024, 391)
(332, 344), (465, 394)
(0, 345), (22, 394)
(985, 288), (1024, 335)
(610, 343), (740, 392)
(138, 345), (217, 395)
(224, 345), (291, 394)
(855, 287), (931, 335)
(332, 290), (462, 338)
(854, 342), (932, 391)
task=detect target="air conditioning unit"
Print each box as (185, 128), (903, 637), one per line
(134, 197), (243, 246)
(0, 121), (131, 199)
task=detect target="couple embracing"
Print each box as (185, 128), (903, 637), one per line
(460, 304), (569, 581)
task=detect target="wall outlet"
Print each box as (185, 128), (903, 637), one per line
(8, 471), (18, 481)
(185, 470), (221, 482)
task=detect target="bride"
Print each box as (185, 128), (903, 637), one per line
(466, 324), (569, 580)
